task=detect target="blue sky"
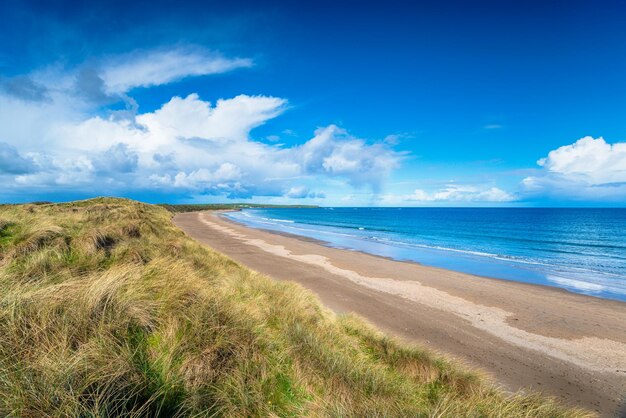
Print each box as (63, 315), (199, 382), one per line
(0, 0), (625, 206)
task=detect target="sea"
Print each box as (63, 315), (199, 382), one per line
(223, 207), (626, 302)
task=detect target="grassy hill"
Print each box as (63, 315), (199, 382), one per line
(0, 198), (588, 417)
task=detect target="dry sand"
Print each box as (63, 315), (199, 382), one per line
(174, 211), (626, 417)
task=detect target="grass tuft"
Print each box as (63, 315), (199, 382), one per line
(0, 198), (592, 417)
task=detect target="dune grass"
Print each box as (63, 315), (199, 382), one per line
(0, 198), (591, 417)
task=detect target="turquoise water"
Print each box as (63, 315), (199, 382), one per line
(224, 208), (626, 302)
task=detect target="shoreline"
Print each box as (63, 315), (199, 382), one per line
(220, 211), (625, 305)
(174, 210), (626, 416)
(222, 210), (626, 303)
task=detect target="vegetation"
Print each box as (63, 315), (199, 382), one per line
(0, 198), (589, 417)
(159, 203), (318, 213)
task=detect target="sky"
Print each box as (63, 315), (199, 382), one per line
(0, 0), (624, 206)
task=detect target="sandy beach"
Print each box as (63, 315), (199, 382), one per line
(174, 211), (626, 416)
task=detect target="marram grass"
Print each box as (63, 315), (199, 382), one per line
(0, 198), (591, 417)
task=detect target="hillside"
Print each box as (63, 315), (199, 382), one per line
(0, 198), (588, 417)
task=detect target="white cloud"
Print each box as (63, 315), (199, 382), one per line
(95, 143), (138, 174)
(101, 47), (253, 94)
(0, 92), (80, 151)
(282, 186), (325, 199)
(0, 47), (405, 202)
(11, 92), (297, 196)
(381, 185), (516, 204)
(284, 186), (310, 198)
(295, 125), (400, 190)
(522, 136), (626, 201)
(172, 163), (242, 189)
(0, 86), (400, 201)
(135, 93), (287, 148)
(537, 136), (626, 183)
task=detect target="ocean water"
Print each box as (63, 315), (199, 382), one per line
(223, 208), (626, 302)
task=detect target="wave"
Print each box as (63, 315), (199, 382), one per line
(545, 275), (626, 296)
(364, 235), (624, 277)
(224, 209), (626, 298)
(261, 217), (295, 223)
(243, 212), (626, 253)
(235, 211), (610, 266)
(546, 276), (606, 293)
(238, 212), (549, 267)
(230, 214), (357, 238)
(238, 212), (401, 233)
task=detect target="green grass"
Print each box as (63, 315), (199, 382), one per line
(0, 198), (591, 417)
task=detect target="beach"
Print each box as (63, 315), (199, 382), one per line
(174, 210), (626, 416)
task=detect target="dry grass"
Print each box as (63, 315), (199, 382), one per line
(0, 198), (592, 417)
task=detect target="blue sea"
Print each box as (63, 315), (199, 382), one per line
(224, 208), (626, 302)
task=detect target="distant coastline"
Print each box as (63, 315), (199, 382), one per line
(159, 203), (319, 213)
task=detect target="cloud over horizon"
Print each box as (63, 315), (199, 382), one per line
(0, 47), (401, 202)
(522, 136), (626, 201)
(381, 184), (516, 205)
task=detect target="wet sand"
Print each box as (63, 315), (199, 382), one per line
(173, 211), (626, 416)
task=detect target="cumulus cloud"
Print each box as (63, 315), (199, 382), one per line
(522, 136), (626, 201)
(295, 125), (400, 190)
(0, 61), (401, 201)
(381, 184), (516, 204)
(0, 46), (405, 202)
(284, 185), (310, 198)
(100, 47), (253, 94)
(125, 99), (397, 196)
(138, 93), (287, 142)
(95, 143), (139, 174)
(283, 186), (325, 199)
